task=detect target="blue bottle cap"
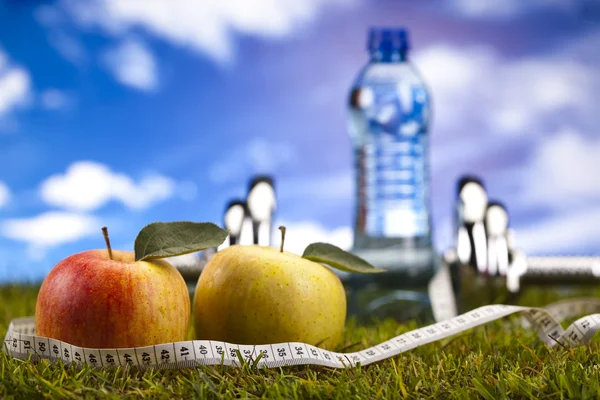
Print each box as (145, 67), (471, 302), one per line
(368, 27), (409, 54)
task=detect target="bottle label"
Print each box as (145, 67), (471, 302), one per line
(355, 84), (430, 239)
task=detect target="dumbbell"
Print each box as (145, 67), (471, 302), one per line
(455, 176), (488, 273)
(214, 176), (277, 250)
(219, 200), (247, 249)
(450, 175), (600, 294)
(246, 176), (276, 246)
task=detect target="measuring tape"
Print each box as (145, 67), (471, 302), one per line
(4, 264), (600, 370)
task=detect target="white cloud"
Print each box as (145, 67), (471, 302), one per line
(413, 44), (596, 136)
(270, 220), (352, 256)
(0, 211), (99, 247)
(451, 0), (521, 17)
(0, 48), (32, 118)
(449, 0), (584, 18)
(514, 205), (600, 254)
(40, 88), (71, 110)
(35, 5), (88, 65)
(209, 137), (296, 184)
(523, 128), (600, 208)
(0, 181), (10, 208)
(412, 36), (600, 257)
(63, 0), (355, 64)
(102, 38), (158, 91)
(40, 161), (177, 211)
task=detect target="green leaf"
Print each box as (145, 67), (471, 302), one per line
(302, 242), (386, 274)
(134, 221), (229, 261)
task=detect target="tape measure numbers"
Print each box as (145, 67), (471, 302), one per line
(5, 300), (600, 370)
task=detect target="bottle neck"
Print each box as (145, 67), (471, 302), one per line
(369, 49), (408, 63)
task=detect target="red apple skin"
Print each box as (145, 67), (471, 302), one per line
(35, 250), (190, 349)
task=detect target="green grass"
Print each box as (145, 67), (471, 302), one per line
(2, 283), (600, 399)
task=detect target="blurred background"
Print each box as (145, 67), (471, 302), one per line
(0, 0), (599, 283)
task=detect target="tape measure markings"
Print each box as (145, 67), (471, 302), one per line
(6, 302), (600, 370)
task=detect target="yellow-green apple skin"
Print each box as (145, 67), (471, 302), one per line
(35, 250), (190, 349)
(193, 245), (347, 350)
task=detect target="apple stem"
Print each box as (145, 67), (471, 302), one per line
(102, 226), (114, 260)
(278, 226), (286, 252)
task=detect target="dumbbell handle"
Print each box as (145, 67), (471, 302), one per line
(507, 253), (600, 292)
(525, 256), (600, 277)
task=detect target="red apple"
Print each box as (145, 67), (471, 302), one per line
(35, 249), (190, 349)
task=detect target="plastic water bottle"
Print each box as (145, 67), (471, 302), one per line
(346, 27), (438, 322)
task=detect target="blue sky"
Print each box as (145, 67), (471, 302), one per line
(0, 0), (599, 282)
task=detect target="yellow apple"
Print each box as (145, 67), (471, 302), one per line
(193, 245), (346, 350)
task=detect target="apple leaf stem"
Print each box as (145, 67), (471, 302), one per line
(102, 226), (114, 260)
(279, 226), (286, 252)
